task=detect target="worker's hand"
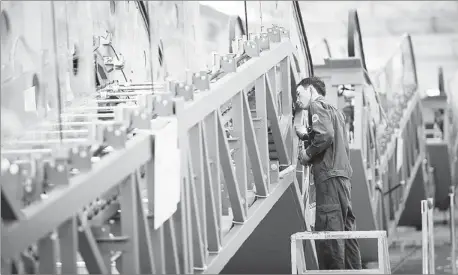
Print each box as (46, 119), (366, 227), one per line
(298, 148), (311, 165)
(295, 125), (308, 140)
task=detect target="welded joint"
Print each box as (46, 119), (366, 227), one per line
(193, 265), (208, 272)
(208, 247), (222, 254)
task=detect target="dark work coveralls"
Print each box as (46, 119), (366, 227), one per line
(301, 96), (362, 270)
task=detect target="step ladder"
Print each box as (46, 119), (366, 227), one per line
(291, 231), (391, 274)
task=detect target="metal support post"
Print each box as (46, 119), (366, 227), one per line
(422, 200), (429, 274)
(421, 198), (435, 274)
(428, 198), (435, 274)
(450, 186), (456, 274)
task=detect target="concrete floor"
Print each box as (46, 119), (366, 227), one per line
(388, 195), (457, 274)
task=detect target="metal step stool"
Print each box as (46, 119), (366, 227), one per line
(291, 230), (391, 274)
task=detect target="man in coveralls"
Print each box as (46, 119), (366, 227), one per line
(295, 77), (362, 270)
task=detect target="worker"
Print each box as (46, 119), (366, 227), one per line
(294, 76), (362, 270)
(434, 109), (444, 137)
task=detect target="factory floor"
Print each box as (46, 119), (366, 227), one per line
(388, 196), (457, 274)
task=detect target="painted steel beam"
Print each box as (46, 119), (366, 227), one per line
(1, 134), (152, 259)
(181, 41), (295, 131)
(201, 165), (296, 274)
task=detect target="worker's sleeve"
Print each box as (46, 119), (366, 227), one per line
(305, 103), (334, 158)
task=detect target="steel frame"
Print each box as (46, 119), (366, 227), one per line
(1, 34), (312, 274)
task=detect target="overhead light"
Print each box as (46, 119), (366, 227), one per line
(426, 89), (440, 97)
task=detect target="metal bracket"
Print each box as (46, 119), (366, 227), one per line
(278, 27), (290, 40)
(212, 52), (221, 73)
(166, 79), (178, 96)
(176, 83), (194, 101)
(221, 54), (236, 73)
(267, 27), (281, 43)
(46, 157), (70, 188)
(69, 145), (92, 172)
(193, 71), (210, 91)
(244, 40), (260, 58)
(257, 33), (270, 50)
(154, 93), (175, 116)
(21, 158), (44, 205)
(270, 160), (280, 184)
(104, 123), (128, 149)
(131, 110), (151, 129)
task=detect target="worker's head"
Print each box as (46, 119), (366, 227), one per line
(296, 76), (326, 110)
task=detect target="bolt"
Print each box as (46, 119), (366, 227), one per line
(9, 163), (19, 175)
(1, 158), (11, 171)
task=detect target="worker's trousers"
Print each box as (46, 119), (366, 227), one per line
(314, 176), (362, 270)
